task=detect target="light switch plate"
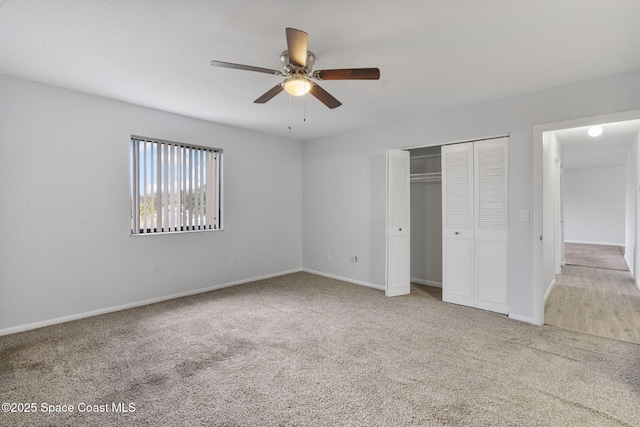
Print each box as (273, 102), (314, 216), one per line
(520, 210), (530, 222)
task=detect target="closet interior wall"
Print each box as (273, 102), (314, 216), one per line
(410, 147), (443, 287)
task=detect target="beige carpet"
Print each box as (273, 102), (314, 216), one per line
(564, 243), (629, 271)
(1, 272), (639, 426)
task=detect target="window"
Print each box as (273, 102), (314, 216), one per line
(130, 136), (222, 234)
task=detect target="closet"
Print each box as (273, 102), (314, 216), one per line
(388, 137), (508, 315)
(410, 146), (442, 288)
(441, 137), (509, 314)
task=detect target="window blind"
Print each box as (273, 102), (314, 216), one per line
(131, 136), (222, 234)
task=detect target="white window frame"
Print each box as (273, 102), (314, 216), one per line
(130, 136), (223, 235)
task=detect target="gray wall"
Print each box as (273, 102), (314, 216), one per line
(302, 70), (640, 322)
(563, 165), (626, 246)
(0, 75), (303, 333)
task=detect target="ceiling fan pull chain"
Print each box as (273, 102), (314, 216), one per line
(288, 93), (292, 130)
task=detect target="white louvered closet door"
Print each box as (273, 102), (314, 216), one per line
(474, 137), (508, 314)
(441, 142), (475, 307)
(386, 149), (411, 297)
(442, 138), (508, 314)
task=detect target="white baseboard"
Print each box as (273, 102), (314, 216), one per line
(544, 279), (556, 304)
(0, 268), (304, 337)
(624, 254), (634, 273)
(410, 278), (442, 288)
(302, 268), (385, 291)
(564, 240), (624, 247)
(508, 313), (539, 325)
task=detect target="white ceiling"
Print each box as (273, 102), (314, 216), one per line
(1, 0), (640, 142)
(555, 120), (640, 169)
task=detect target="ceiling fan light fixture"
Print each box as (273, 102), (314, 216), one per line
(283, 77), (312, 96)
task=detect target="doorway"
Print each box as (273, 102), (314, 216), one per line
(533, 110), (640, 328)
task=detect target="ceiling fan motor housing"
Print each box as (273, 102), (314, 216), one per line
(281, 50), (315, 75)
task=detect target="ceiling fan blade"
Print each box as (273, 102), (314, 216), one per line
(254, 84), (284, 104)
(211, 60), (282, 76)
(309, 83), (342, 109)
(286, 27), (308, 68)
(314, 68), (380, 80)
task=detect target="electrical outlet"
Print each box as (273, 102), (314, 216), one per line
(520, 210), (530, 222)
(228, 258), (234, 267)
(326, 253), (331, 261)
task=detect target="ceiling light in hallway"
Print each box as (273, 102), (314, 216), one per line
(588, 125), (603, 137)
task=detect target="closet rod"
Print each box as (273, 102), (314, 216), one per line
(410, 153), (441, 160)
(410, 172), (442, 183)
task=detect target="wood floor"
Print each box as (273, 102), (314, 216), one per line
(545, 264), (640, 344)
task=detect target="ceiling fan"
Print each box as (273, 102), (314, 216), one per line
(211, 27), (380, 109)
